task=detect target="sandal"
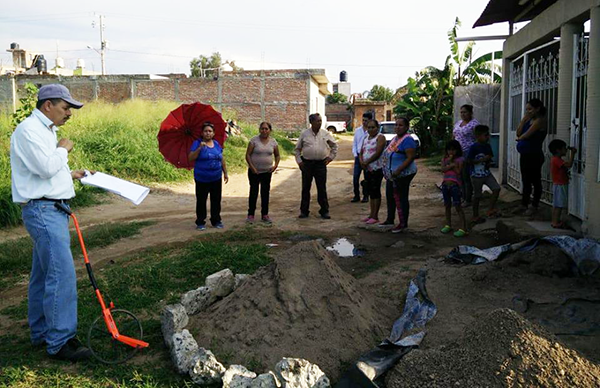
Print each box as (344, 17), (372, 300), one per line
(453, 229), (468, 237)
(441, 225), (452, 234)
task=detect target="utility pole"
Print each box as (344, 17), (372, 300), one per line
(99, 15), (106, 76)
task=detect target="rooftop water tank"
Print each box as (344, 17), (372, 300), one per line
(76, 58), (85, 69)
(36, 55), (47, 73)
(10, 42), (19, 50)
(340, 70), (347, 82)
(55, 57), (65, 68)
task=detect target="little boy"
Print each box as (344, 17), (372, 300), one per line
(467, 125), (501, 224)
(548, 139), (577, 228)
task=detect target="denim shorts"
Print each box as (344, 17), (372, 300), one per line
(442, 182), (462, 206)
(553, 184), (568, 208)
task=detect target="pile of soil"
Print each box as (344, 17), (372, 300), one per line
(386, 308), (600, 387)
(187, 241), (388, 380)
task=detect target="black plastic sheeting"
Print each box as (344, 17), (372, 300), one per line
(335, 269), (436, 388)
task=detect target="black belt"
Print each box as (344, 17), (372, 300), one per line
(35, 197), (70, 204)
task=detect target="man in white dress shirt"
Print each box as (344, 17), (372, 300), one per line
(351, 112), (372, 203)
(10, 84), (92, 362)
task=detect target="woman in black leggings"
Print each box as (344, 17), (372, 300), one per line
(516, 98), (547, 216)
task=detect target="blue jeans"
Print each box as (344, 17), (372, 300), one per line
(22, 200), (77, 354)
(353, 156), (367, 198)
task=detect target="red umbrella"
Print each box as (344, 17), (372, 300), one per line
(158, 102), (227, 169)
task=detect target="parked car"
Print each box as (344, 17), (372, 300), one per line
(379, 121), (421, 158)
(326, 121), (347, 133)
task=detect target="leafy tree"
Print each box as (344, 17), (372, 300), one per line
(368, 85), (394, 102)
(11, 83), (38, 127)
(326, 92), (348, 104)
(448, 18), (502, 85)
(190, 52), (244, 78)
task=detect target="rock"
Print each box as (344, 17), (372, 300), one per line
(235, 274), (250, 290)
(189, 348), (226, 385)
(181, 286), (215, 315)
(161, 303), (189, 349)
(274, 358), (330, 388)
(223, 365), (257, 388)
(170, 329), (199, 374)
(251, 372), (280, 388)
(391, 241), (405, 248)
(206, 268), (235, 297)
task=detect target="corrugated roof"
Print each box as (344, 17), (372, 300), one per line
(474, 0), (559, 27)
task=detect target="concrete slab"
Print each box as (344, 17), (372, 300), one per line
(496, 219), (583, 243)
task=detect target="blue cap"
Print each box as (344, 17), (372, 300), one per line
(38, 84), (83, 109)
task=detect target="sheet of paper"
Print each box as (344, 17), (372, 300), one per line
(80, 171), (150, 205)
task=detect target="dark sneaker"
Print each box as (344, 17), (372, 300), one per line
(196, 224), (206, 231)
(378, 220), (394, 227)
(298, 213), (309, 219)
(320, 213), (331, 220)
(361, 196), (369, 203)
(213, 222), (224, 229)
(351, 197), (360, 203)
(50, 338), (92, 362)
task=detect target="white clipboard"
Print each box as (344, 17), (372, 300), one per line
(80, 171), (150, 206)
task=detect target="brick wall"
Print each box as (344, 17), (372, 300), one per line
(1, 69), (323, 131)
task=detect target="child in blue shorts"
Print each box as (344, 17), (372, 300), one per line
(440, 140), (467, 237)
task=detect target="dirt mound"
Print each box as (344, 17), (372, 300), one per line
(386, 308), (600, 388)
(500, 243), (574, 277)
(187, 241), (387, 380)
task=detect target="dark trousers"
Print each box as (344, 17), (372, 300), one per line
(353, 156), (368, 199)
(385, 179), (396, 222)
(300, 159), (329, 216)
(195, 179), (222, 226)
(392, 173), (416, 228)
(520, 152), (545, 208)
(248, 170), (272, 216)
(461, 164), (473, 203)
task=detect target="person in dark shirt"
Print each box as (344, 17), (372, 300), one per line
(467, 125), (501, 225)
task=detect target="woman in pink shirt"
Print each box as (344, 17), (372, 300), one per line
(452, 104), (480, 205)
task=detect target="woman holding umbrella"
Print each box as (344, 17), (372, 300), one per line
(245, 121), (280, 223)
(189, 122), (229, 230)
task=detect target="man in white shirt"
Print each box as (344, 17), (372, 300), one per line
(351, 112), (372, 202)
(10, 84), (92, 362)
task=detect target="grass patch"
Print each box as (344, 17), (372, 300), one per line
(0, 230), (274, 387)
(0, 101), (296, 228)
(0, 220), (153, 292)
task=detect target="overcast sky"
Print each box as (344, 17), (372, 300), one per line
(0, 0), (512, 94)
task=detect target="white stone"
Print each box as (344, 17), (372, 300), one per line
(170, 329), (199, 374)
(251, 372), (280, 388)
(160, 303), (189, 349)
(223, 365), (257, 388)
(181, 286), (215, 315)
(274, 358), (330, 388)
(205, 268), (235, 297)
(234, 274), (250, 289)
(189, 347), (226, 385)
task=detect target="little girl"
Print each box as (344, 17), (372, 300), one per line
(440, 140), (467, 237)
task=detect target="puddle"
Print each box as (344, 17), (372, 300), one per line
(327, 238), (364, 257)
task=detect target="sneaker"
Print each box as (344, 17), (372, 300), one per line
(441, 225), (452, 234)
(391, 225), (406, 233)
(524, 207), (538, 216)
(49, 338), (92, 362)
(261, 215), (272, 223)
(366, 218), (379, 225)
(361, 196), (369, 203)
(379, 220), (395, 227)
(246, 215), (255, 223)
(351, 197), (360, 203)
(196, 224), (206, 231)
(453, 229), (468, 237)
(320, 213), (331, 220)
(213, 222), (224, 229)
(471, 216), (486, 225)
(298, 213), (309, 219)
